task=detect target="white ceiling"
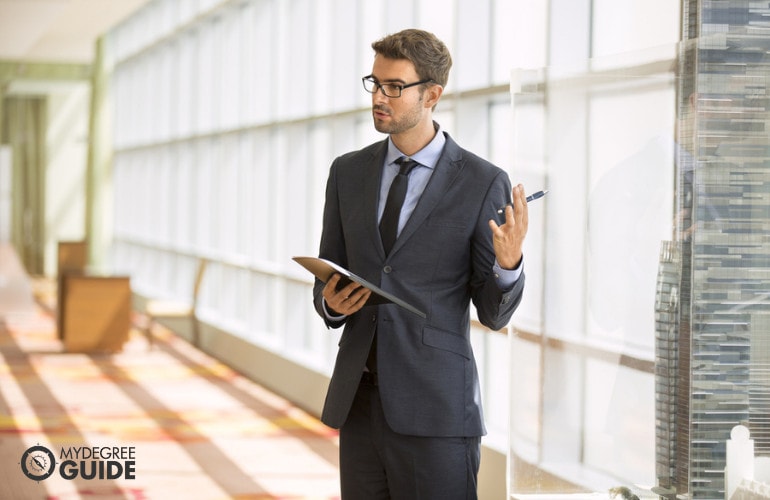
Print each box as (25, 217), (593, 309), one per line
(0, 0), (152, 63)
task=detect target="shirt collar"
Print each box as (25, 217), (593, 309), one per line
(386, 122), (446, 169)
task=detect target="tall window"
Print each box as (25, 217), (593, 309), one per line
(508, 2), (770, 499)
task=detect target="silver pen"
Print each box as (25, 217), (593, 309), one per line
(497, 190), (548, 214)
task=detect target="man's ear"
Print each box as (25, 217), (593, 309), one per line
(425, 84), (444, 109)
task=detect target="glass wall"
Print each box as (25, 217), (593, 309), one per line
(508, 2), (770, 499)
(505, 0), (680, 494)
(509, 52), (677, 499)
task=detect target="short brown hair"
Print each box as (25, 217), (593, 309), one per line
(371, 29), (452, 87)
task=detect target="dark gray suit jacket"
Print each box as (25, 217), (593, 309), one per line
(313, 132), (525, 437)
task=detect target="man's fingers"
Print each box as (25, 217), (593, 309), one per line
(350, 288), (371, 307)
(323, 275), (340, 300)
(335, 287), (371, 315)
(323, 274), (372, 314)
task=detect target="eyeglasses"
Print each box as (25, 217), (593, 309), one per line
(362, 75), (434, 98)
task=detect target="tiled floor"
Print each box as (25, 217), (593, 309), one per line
(0, 243), (341, 500)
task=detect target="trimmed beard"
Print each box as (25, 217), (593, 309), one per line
(373, 93), (425, 135)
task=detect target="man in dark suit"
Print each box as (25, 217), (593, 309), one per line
(312, 29), (529, 499)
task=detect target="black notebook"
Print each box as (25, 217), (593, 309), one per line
(292, 256), (426, 318)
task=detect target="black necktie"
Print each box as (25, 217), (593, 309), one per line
(379, 157), (418, 255)
(368, 157), (418, 375)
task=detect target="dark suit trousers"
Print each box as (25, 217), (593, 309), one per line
(339, 376), (481, 500)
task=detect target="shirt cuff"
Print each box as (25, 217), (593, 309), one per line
(322, 299), (347, 321)
(493, 257), (523, 290)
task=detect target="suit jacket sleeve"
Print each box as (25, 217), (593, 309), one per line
(313, 157), (347, 329)
(470, 170), (525, 331)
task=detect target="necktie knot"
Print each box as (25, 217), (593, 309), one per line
(395, 156), (419, 176)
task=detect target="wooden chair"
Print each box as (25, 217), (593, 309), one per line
(62, 275), (131, 353)
(56, 241), (88, 338)
(143, 258), (207, 348)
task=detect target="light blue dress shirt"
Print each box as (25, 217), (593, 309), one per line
(378, 129), (445, 235)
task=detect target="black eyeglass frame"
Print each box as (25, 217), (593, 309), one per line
(361, 75), (435, 98)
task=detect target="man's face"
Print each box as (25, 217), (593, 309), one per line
(370, 56), (428, 136)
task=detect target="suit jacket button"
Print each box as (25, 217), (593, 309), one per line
(383, 266), (392, 274)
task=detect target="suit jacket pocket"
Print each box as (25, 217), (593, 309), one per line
(423, 326), (471, 359)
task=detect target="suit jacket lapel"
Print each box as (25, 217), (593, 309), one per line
(388, 134), (464, 256)
(362, 141), (389, 259)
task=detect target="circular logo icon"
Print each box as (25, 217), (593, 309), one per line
(20, 445), (56, 481)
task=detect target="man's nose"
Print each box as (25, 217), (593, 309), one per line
(373, 86), (389, 102)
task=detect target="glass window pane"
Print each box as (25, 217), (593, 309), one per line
(592, 0), (679, 64)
